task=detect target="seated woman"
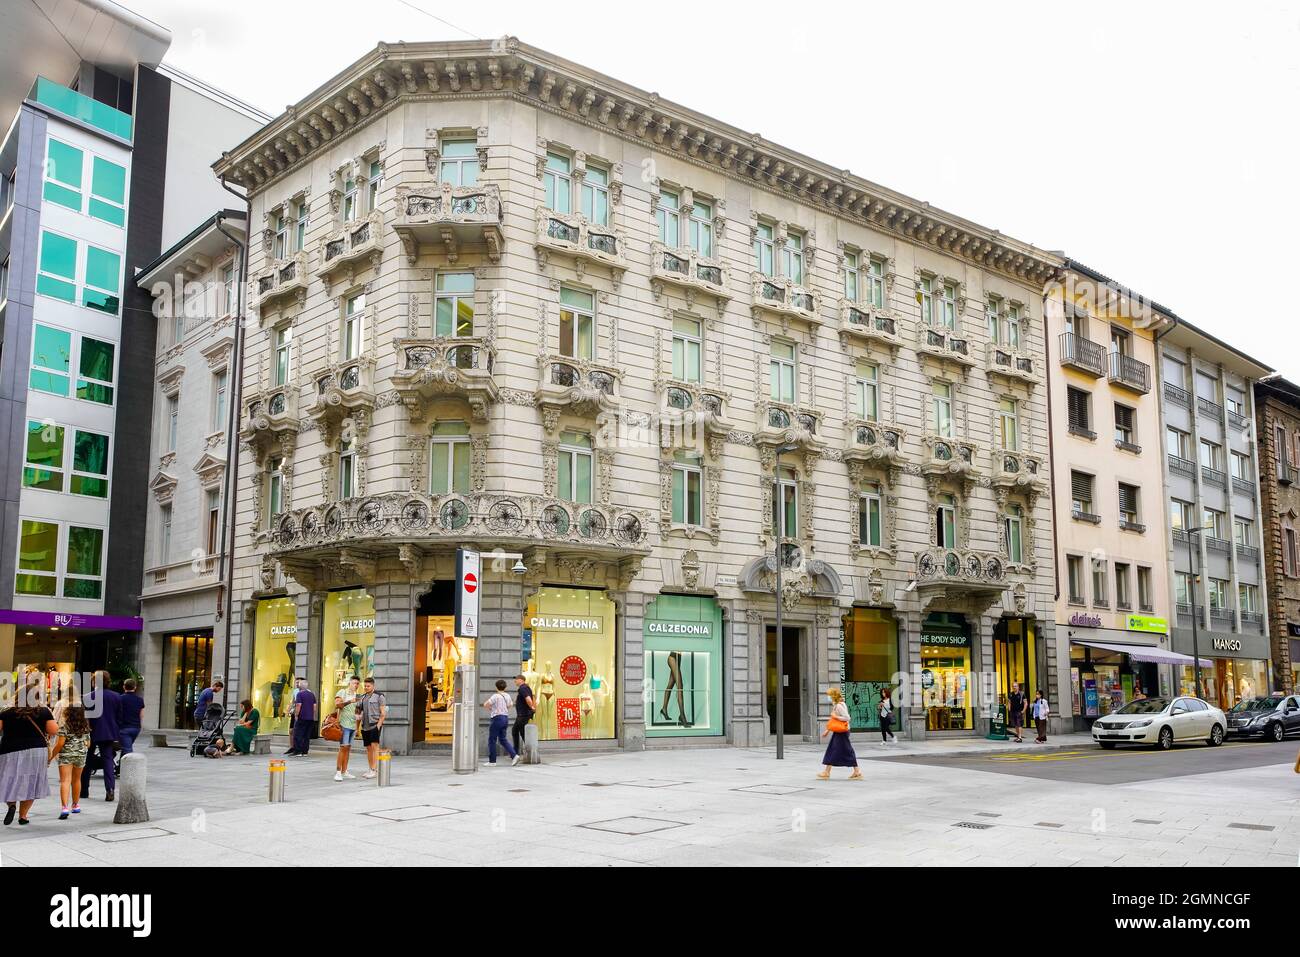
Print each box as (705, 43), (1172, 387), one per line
(230, 700), (260, 755)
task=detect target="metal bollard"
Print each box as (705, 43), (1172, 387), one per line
(376, 749), (392, 787)
(268, 759), (286, 802)
(523, 722), (541, 765)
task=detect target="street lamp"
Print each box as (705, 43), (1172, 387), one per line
(1184, 523), (1211, 697)
(772, 443), (800, 760)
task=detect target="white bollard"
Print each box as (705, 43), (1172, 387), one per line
(524, 722), (541, 764)
(113, 752), (149, 824)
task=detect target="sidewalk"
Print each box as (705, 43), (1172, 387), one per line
(849, 731), (1097, 760)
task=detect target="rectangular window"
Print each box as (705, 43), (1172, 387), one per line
(1233, 518), (1253, 547)
(294, 200), (309, 252)
(23, 420), (65, 491)
(82, 244), (121, 314)
(37, 230), (77, 303)
(998, 398), (1018, 451)
(77, 336), (115, 404)
(1239, 584), (1259, 615)
(932, 382), (953, 437)
(89, 156), (126, 226)
(166, 394), (179, 451)
(16, 520), (59, 596)
(1115, 563), (1131, 609)
(859, 482), (883, 547)
(671, 316), (702, 383)
(1169, 499), (1192, 531)
(1195, 370), (1219, 404)
(1166, 427), (1190, 459)
(64, 525), (104, 599)
(43, 138), (83, 211)
(212, 371), (228, 432)
(221, 263), (236, 316)
(274, 211), (288, 259)
(917, 276), (933, 325)
(1231, 451), (1251, 481)
(1203, 508), (1226, 539)
(852, 361), (878, 421)
(1110, 327), (1131, 357)
(434, 272), (474, 338)
(273, 326), (292, 387)
(769, 341), (796, 404)
(557, 431), (593, 504)
(986, 297), (1001, 344)
(160, 504), (172, 564)
(1118, 482), (1140, 525)
(782, 231), (804, 284)
(70, 429), (110, 498)
(1137, 567), (1152, 609)
(688, 199), (713, 257)
(1208, 578), (1228, 610)
(30, 324), (72, 396)
(1067, 386), (1091, 434)
(439, 138), (478, 187)
(1114, 404), (1135, 445)
(1071, 471), (1095, 517)
(1006, 304), (1021, 348)
(543, 152), (572, 214)
(205, 490), (220, 555)
(1287, 526), (1299, 577)
(366, 160), (382, 212)
(867, 257), (885, 309)
(1174, 572), (1191, 606)
(1092, 557), (1108, 606)
(671, 452), (703, 527)
(1199, 440), (1222, 470)
(338, 439), (356, 500)
(1162, 355), (1187, 389)
(268, 458), (284, 518)
(657, 189), (681, 246)
(939, 281), (957, 329)
(1067, 555), (1085, 604)
(1004, 504), (1023, 563)
(1226, 388), (1245, 416)
(342, 173), (358, 222)
(342, 292), (365, 360)
(772, 466), (799, 538)
(559, 286), (594, 359)
(935, 493), (957, 548)
(429, 421), (471, 495)
(580, 164), (610, 226)
(754, 221), (775, 277)
(844, 251), (860, 302)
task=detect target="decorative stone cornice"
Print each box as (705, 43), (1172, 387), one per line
(214, 39), (1062, 285)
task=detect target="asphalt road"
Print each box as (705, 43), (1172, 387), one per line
(878, 736), (1300, 784)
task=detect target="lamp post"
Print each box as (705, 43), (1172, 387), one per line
(772, 443), (800, 760)
(1184, 523), (1209, 697)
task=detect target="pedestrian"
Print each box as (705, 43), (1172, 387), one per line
(0, 676), (58, 825)
(817, 688), (862, 780)
(333, 675), (360, 781)
(482, 679), (520, 767)
(879, 687), (897, 744)
(82, 671), (120, 802)
(1007, 682), (1026, 743)
(511, 674), (536, 758)
(118, 678), (145, 755)
(193, 679), (224, 727)
(1033, 690), (1050, 743)
(284, 678), (315, 756)
(356, 677), (387, 779)
(47, 699), (91, 820)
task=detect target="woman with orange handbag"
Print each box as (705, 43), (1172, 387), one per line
(818, 687), (862, 780)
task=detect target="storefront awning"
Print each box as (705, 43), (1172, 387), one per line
(1072, 638), (1211, 668)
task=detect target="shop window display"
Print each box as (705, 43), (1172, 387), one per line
(1179, 659), (1270, 710)
(321, 588), (377, 720)
(920, 613), (971, 730)
(160, 632), (213, 730)
(251, 596), (298, 735)
(522, 587), (615, 741)
(644, 594), (723, 737)
(840, 607), (899, 731)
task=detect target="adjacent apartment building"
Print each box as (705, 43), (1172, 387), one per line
(1254, 374), (1300, 693)
(0, 0), (264, 689)
(210, 38), (1065, 750)
(1044, 262), (1178, 729)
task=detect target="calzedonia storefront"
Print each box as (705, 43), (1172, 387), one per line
(250, 596), (298, 735)
(644, 595), (723, 738)
(320, 588), (376, 716)
(522, 587), (616, 741)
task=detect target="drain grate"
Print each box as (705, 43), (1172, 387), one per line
(1228, 822), (1274, 831)
(953, 821), (994, 830)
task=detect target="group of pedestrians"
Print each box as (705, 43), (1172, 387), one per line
(327, 675), (387, 780)
(0, 671), (144, 825)
(481, 675), (536, 767)
(1006, 683), (1051, 744)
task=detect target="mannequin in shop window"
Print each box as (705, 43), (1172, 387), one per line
(659, 651), (692, 728)
(539, 662), (555, 736)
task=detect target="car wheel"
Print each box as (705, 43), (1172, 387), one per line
(1270, 722), (1284, 743)
(1208, 724), (1224, 746)
(1156, 726), (1173, 751)
(1098, 741), (1117, 750)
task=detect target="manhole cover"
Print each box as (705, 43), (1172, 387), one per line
(577, 816), (689, 836)
(88, 827), (173, 844)
(953, 822), (993, 830)
(731, 784), (812, 796)
(365, 805), (464, 822)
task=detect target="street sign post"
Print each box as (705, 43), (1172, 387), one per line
(455, 547), (480, 639)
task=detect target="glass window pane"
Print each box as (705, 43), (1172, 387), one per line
(558, 450), (571, 501)
(18, 520), (59, 573)
(64, 525), (101, 576)
(435, 296), (454, 337)
(672, 468), (685, 524)
(437, 272), (474, 293)
(575, 453), (592, 503)
(46, 139), (83, 188)
(85, 246), (120, 292)
(456, 298), (474, 337)
(577, 315), (593, 359)
(40, 231), (78, 280)
(560, 286), (593, 310)
(452, 442), (471, 492)
(430, 442), (449, 494)
(73, 430), (109, 474)
(24, 420), (64, 491)
(91, 157), (125, 203)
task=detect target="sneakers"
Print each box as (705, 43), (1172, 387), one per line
(362, 770), (377, 779)
(59, 807), (70, 820)
(342, 771), (356, 779)
(70, 806), (81, 814)
(511, 755), (521, 766)
(333, 771), (344, 782)
(482, 761), (498, 767)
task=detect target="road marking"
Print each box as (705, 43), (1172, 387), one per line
(984, 743), (1255, 764)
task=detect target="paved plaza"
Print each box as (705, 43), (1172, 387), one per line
(1, 735), (1296, 867)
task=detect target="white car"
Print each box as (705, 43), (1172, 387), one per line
(1092, 696), (1226, 750)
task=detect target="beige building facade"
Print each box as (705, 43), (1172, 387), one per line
(212, 39), (1065, 751)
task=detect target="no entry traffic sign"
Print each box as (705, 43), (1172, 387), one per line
(455, 548), (480, 638)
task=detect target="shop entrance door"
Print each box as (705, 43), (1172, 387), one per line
(161, 632), (213, 730)
(415, 582), (457, 743)
(765, 625), (803, 737)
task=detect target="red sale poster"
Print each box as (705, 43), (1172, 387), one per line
(556, 697), (582, 739)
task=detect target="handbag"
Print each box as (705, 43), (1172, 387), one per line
(320, 712), (342, 743)
(827, 715), (850, 734)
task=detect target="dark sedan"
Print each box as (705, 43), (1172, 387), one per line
(1225, 695), (1300, 741)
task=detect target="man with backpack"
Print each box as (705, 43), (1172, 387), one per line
(1007, 683), (1027, 744)
(356, 677), (387, 779)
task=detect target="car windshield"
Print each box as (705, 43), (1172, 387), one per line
(1231, 696), (1281, 713)
(1116, 698), (1169, 715)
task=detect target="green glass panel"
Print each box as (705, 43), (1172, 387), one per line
(73, 430), (109, 475)
(15, 573), (57, 596)
(85, 246), (120, 293)
(22, 467), (61, 491)
(435, 297), (453, 337)
(71, 476), (108, 497)
(686, 341), (701, 382)
(576, 315), (593, 359)
(76, 381), (113, 404)
(24, 420), (64, 490)
(560, 287), (592, 310)
(870, 501), (882, 545)
(31, 324), (71, 372)
(443, 140), (475, 158)
(432, 421), (470, 436)
(557, 451), (571, 501)
(559, 431), (590, 448)
(438, 272), (474, 293)
(43, 180), (82, 211)
(19, 520), (59, 572)
(88, 198), (125, 226)
(46, 139), (82, 187)
(456, 298), (474, 337)
(30, 369), (69, 396)
(452, 443), (471, 492)
(672, 469), (685, 524)
(672, 338), (684, 381)
(687, 471), (701, 525)
(66, 526), (104, 575)
(91, 156), (125, 202)
(80, 337), (114, 379)
(40, 231), (77, 279)
(575, 453), (592, 504)
(36, 275), (75, 302)
(82, 288), (119, 315)
(64, 577), (102, 600)
(430, 442), (450, 494)
(33, 78), (132, 139)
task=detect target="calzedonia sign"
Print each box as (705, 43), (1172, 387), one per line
(339, 618), (375, 631)
(529, 616), (602, 631)
(645, 621), (712, 636)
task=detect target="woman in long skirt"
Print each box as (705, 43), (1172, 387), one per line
(0, 677), (59, 825)
(818, 687), (862, 780)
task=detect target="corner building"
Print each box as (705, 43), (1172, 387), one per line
(214, 39), (1064, 751)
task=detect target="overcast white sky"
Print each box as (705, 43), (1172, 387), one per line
(128, 0), (1300, 379)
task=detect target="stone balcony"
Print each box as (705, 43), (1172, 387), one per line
(390, 336), (498, 423)
(914, 546), (1009, 606)
(916, 324), (976, 369)
(393, 182), (503, 264)
(241, 382), (299, 447)
(659, 381), (733, 448)
(304, 355), (376, 436)
(536, 355), (622, 430)
(753, 402), (824, 462)
(921, 434), (983, 486)
(991, 448), (1047, 495)
(984, 342), (1040, 386)
(251, 252), (308, 315)
(750, 274), (822, 327)
(534, 209), (626, 281)
(316, 210), (383, 292)
(837, 300), (900, 353)
(650, 242), (730, 302)
(842, 419), (909, 473)
(265, 491), (653, 584)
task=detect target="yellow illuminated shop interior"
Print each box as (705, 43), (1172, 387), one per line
(417, 613), (474, 742)
(522, 587), (615, 741)
(250, 596), (298, 735)
(321, 588), (377, 720)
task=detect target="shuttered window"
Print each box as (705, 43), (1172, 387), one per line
(1067, 387), (1090, 432)
(1071, 471), (1094, 513)
(1118, 483), (1139, 522)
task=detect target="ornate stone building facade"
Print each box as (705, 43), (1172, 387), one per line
(1254, 376), (1300, 693)
(213, 39), (1063, 751)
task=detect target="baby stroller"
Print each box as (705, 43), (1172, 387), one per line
(190, 705), (236, 757)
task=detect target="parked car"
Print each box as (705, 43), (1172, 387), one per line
(1226, 695), (1300, 742)
(1092, 696), (1226, 750)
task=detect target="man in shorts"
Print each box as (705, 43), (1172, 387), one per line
(356, 677), (387, 780)
(1007, 682), (1026, 744)
(333, 675), (361, 781)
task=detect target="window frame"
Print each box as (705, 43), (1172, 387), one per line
(338, 438), (357, 500)
(859, 482), (883, 548)
(557, 432), (594, 504)
(772, 465), (799, 539)
(558, 286), (595, 360)
(997, 398), (1019, 451)
(932, 381), (953, 437)
(543, 152), (573, 214)
(935, 493), (957, 548)
(687, 198), (713, 257)
(754, 221), (775, 277)
(1004, 503), (1024, 564)
(580, 162), (610, 226)
(671, 453), (704, 528)
(439, 138), (479, 188)
(782, 230), (804, 284)
(671, 315), (702, 384)
(1067, 554), (1086, 604)
(844, 250), (860, 303)
(273, 325), (292, 388)
(852, 361), (879, 422)
(342, 291), (366, 360)
(429, 422), (472, 496)
(867, 257), (886, 309)
(769, 340), (797, 404)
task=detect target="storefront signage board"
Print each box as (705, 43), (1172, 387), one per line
(455, 548), (480, 638)
(1126, 614), (1168, 635)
